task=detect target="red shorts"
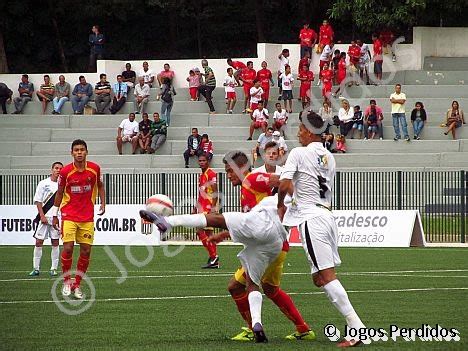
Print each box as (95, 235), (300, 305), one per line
(322, 83), (332, 96)
(273, 120), (286, 130)
(243, 85), (252, 97)
(253, 121), (268, 129)
(320, 38), (331, 46)
(250, 102), (258, 111)
(189, 87), (198, 99)
(226, 92), (236, 100)
(300, 85), (311, 99)
(337, 73), (346, 84)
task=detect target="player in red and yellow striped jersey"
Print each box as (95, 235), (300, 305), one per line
(51, 139), (105, 299)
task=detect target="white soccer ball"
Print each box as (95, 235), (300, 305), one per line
(146, 194), (174, 216)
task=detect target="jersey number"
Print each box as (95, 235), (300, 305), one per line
(318, 176), (328, 199)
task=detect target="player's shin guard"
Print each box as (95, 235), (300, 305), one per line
(232, 292), (252, 329)
(33, 246), (43, 270)
(74, 255), (90, 287)
(248, 291), (263, 326)
(267, 288), (310, 333)
(61, 251), (73, 283)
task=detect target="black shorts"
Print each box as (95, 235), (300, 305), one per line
(282, 90), (293, 100)
(374, 61), (383, 74)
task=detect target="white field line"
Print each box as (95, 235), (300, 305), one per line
(0, 287), (467, 305)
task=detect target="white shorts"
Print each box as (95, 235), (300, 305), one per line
(121, 135), (136, 142)
(33, 218), (60, 241)
(298, 210), (341, 274)
(223, 207), (286, 285)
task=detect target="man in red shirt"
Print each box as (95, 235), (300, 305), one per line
(256, 61), (274, 108)
(227, 58), (247, 86)
(239, 61), (256, 113)
(318, 19), (334, 53)
(347, 41), (361, 87)
(372, 33), (383, 82)
(298, 64), (314, 109)
(299, 22), (316, 59)
(320, 62), (334, 103)
(51, 139), (105, 299)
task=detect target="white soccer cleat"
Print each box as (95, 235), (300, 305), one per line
(62, 283), (72, 297)
(74, 287), (84, 299)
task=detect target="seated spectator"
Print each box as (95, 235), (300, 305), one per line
(122, 63), (136, 91)
(157, 63), (175, 87)
(157, 78), (176, 126)
(272, 130), (288, 160)
(248, 101), (269, 140)
(134, 77), (150, 114)
(444, 100), (466, 140)
(110, 75), (128, 115)
(367, 112), (379, 139)
(321, 132), (335, 152)
(183, 127), (202, 168)
(139, 61), (155, 88)
(138, 112), (152, 154)
(272, 102), (288, 136)
(71, 76), (92, 115)
(199, 133), (213, 161)
(52, 75), (70, 115)
(36, 75), (55, 114)
(13, 74), (34, 114)
(338, 99), (354, 136)
(116, 112), (139, 155)
(148, 112), (167, 154)
(364, 99), (384, 140)
(187, 69), (201, 101)
(94, 73), (111, 114)
(410, 101), (427, 140)
(349, 105), (363, 139)
(0, 82), (13, 114)
(318, 100), (334, 133)
(335, 134), (347, 153)
(251, 126), (273, 167)
(252, 141), (283, 174)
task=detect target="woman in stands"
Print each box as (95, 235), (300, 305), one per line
(444, 101), (466, 140)
(410, 102), (427, 140)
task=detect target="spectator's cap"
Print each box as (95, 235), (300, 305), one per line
(272, 131), (281, 137)
(193, 67), (200, 72)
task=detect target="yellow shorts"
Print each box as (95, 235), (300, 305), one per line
(234, 250), (286, 286)
(62, 220), (94, 245)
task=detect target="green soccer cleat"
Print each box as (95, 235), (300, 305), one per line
(285, 329), (317, 341)
(28, 269), (40, 277)
(231, 327), (254, 341)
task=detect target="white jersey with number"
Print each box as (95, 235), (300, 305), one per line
(224, 76), (236, 93)
(33, 177), (58, 218)
(250, 86), (264, 103)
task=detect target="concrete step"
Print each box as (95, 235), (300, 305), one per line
(424, 57), (468, 71)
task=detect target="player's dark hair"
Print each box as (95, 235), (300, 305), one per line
(52, 161), (63, 168)
(264, 141), (278, 152)
(299, 110), (325, 130)
(71, 139), (88, 151)
(223, 150), (249, 168)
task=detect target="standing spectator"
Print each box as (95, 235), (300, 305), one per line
(364, 99), (384, 140)
(349, 105), (364, 139)
(410, 102), (427, 140)
(139, 61), (155, 88)
(380, 28), (396, 62)
(36, 75), (55, 114)
(272, 102), (289, 136)
(88, 25), (105, 72)
(0, 82), (13, 114)
(199, 133), (214, 162)
(390, 84), (409, 141)
(280, 65), (294, 113)
(183, 127), (202, 168)
(318, 19), (334, 53)
(319, 42), (334, 73)
(134, 77), (150, 114)
(239, 61), (256, 114)
(94, 73), (111, 114)
(298, 51), (311, 75)
(248, 80), (263, 113)
(357, 40), (371, 85)
(52, 75), (70, 115)
(157, 78), (176, 126)
(319, 100), (334, 132)
(110, 75), (128, 115)
(332, 52), (347, 98)
(122, 63), (136, 91)
(198, 59), (216, 114)
(148, 112), (167, 154)
(227, 58), (246, 86)
(71, 76), (92, 115)
(320, 62), (334, 103)
(331, 49), (341, 83)
(116, 112), (139, 155)
(13, 74), (34, 114)
(298, 64), (314, 109)
(338, 99), (354, 136)
(347, 41), (361, 87)
(299, 22), (317, 58)
(248, 101), (269, 140)
(277, 49), (290, 100)
(157, 63), (175, 87)
(372, 33), (383, 83)
(444, 101), (466, 140)
(252, 126), (274, 166)
(256, 61), (274, 108)
(138, 112), (152, 153)
(187, 69), (201, 101)
(224, 68), (237, 114)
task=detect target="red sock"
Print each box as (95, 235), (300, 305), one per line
(268, 288), (310, 333)
(197, 230), (217, 258)
(207, 239), (217, 259)
(61, 251), (73, 283)
(74, 255), (90, 287)
(232, 292), (252, 329)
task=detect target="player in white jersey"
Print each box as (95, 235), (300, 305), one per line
(277, 111), (368, 348)
(29, 162), (63, 276)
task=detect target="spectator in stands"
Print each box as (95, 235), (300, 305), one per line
(444, 101), (466, 140)
(349, 105), (363, 139)
(372, 33), (383, 83)
(199, 133), (213, 162)
(277, 49), (290, 100)
(148, 112), (167, 154)
(280, 64), (294, 113)
(13, 74), (34, 114)
(364, 99), (384, 140)
(320, 62), (334, 103)
(52, 75), (70, 115)
(94, 73), (111, 114)
(338, 99), (354, 136)
(254, 141), (283, 174)
(187, 69), (201, 101)
(0, 82), (13, 114)
(138, 112), (152, 153)
(256, 61), (274, 108)
(71, 76), (92, 115)
(116, 112), (139, 155)
(332, 52), (347, 98)
(331, 49), (341, 83)
(357, 40), (371, 85)
(252, 126), (274, 167)
(298, 63), (314, 109)
(240, 61), (256, 113)
(319, 42), (334, 73)
(318, 20), (334, 53)
(227, 58), (246, 86)
(410, 101), (427, 140)
(134, 77), (150, 114)
(157, 78), (176, 126)
(139, 61), (155, 88)
(272, 130), (288, 160)
(224, 68), (237, 114)
(198, 59), (216, 114)
(110, 75), (128, 115)
(298, 51), (311, 76)
(88, 25), (105, 72)
(184, 127), (203, 168)
(390, 83), (409, 141)
(157, 63), (175, 87)
(248, 79), (263, 113)
(322, 132), (334, 152)
(347, 41), (361, 87)
(122, 63), (136, 91)
(319, 100), (334, 133)
(248, 101), (269, 140)
(36, 75), (55, 114)
(299, 22), (316, 58)
(272, 102), (288, 136)
(380, 28), (396, 62)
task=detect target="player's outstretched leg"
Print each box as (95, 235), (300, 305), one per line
(245, 275), (267, 343)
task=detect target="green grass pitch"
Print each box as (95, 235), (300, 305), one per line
(0, 245), (467, 350)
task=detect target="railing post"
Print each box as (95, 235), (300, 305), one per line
(335, 171), (341, 210)
(105, 173), (110, 205)
(0, 174), (2, 205)
(461, 170), (466, 243)
(161, 173), (166, 195)
(397, 171), (402, 210)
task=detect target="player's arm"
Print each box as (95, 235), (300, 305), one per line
(35, 201), (48, 224)
(211, 182), (219, 212)
(207, 230), (230, 244)
(51, 181), (65, 230)
(277, 149), (298, 220)
(97, 173), (106, 215)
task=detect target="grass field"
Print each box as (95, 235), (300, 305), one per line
(0, 245), (467, 350)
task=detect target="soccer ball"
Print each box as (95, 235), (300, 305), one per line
(146, 194), (174, 216)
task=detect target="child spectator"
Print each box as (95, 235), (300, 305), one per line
(248, 101), (269, 140)
(227, 58), (246, 86)
(331, 49), (341, 84)
(272, 102), (288, 136)
(240, 61), (256, 113)
(187, 69), (201, 101)
(367, 110), (379, 140)
(410, 101), (427, 140)
(248, 79), (263, 113)
(256, 61), (274, 108)
(350, 105), (363, 139)
(199, 133), (213, 161)
(223, 68), (237, 114)
(372, 33), (383, 83)
(272, 131), (288, 159)
(319, 42), (334, 73)
(298, 51), (311, 74)
(298, 64), (314, 109)
(277, 49), (290, 100)
(335, 134), (347, 153)
(320, 62), (334, 103)
(347, 41), (361, 87)
(279, 65), (294, 113)
(332, 52), (347, 98)
(364, 99), (384, 140)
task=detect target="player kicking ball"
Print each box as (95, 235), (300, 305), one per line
(277, 111), (369, 348)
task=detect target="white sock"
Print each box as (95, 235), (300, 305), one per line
(50, 246), (60, 270)
(33, 246), (42, 270)
(166, 214), (207, 228)
(322, 279), (365, 329)
(248, 290), (263, 326)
